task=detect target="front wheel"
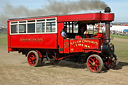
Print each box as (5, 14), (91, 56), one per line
(87, 54), (103, 73)
(27, 50), (42, 67)
(104, 54), (118, 69)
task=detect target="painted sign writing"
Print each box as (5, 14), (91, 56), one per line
(70, 40), (98, 48)
(20, 38), (43, 42)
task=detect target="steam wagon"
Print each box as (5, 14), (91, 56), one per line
(7, 7), (118, 73)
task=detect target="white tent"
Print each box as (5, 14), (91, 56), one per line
(110, 25), (128, 32)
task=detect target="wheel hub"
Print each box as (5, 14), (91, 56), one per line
(92, 62), (95, 66)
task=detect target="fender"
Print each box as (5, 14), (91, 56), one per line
(36, 50), (42, 58)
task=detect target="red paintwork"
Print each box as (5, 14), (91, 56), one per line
(10, 34), (57, 49)
(75, 36), (82, 39)
(57, 23), (64, 53)
(27, 52), (37, 66)
(36, 50), (43, 58)
(101, 13), (114, 21)
(7, 21), (11, 51)
(64, 39), (70, 53)
(87, 56), (100, 72)
(8, 12), (114, 60)
(93, 33), (104, 38)
(57, 13), (114, 22)
(69, 39), (100, 53)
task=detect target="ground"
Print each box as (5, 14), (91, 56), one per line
(0, 34), (128, 85)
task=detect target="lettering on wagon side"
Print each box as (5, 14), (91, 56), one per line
(70, 40), (98, 48)
(20, 38), (43, 42)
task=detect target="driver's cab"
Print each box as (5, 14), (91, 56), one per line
(64, 21), (105, 39)
(60, 21), (105, 53)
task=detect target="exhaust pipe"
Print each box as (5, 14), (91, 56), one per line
(105, 7), (111, 42)
(101, 7), (115, 55)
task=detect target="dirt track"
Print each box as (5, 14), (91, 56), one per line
(0, 40), (128, 85)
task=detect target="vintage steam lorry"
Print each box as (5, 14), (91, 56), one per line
(7, 7), (118, 73)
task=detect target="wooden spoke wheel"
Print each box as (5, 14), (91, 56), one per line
(87, 54), (103, 73)
(27, 50), (41, 67)
(104, 54), (118, 69)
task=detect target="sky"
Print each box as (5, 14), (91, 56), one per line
(0, 0), (128, 24)
(102, 0), (128, 22)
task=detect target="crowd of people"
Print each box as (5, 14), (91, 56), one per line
(111, 30), (128, 36)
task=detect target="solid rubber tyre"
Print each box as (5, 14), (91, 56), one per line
(27, 50), (41, 67)
(87, 54), (103, 73)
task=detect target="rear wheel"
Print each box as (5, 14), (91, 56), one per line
(87, 54), (103, 73)
(27, 50), (41, 67)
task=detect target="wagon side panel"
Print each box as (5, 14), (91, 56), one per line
(10, 34), (58, 49)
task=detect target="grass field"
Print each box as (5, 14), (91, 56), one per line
(0, 33), (128, 85)
(0, 33), (7, 47)
(111, 34), (128, 39)
(112, 38), (128, 61)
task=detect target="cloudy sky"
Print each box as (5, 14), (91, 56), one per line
(0, 0), (128, 26)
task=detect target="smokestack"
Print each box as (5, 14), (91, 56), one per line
(105, 7), (111, 42)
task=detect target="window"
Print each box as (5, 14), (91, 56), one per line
(28, 20), (35, 22)
(10, 17), (57, 34)
(19, 21), (26, 23)
(19, 24), (26, 33)
(11, 22), (18, 24)
(47, 18), (56, 21)
(64, 22), (78, 33)
(74, 24), (78, 33)
(37, 19), (45, 22)
(36, 23), (45, 33)
(46, 22), (56, 32)
(28, 23), (35, 33)
(11, 25), (18, 33)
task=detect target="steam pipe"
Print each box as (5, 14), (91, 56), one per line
(104, 7), (111, 42)
(105, 22), (110, 42)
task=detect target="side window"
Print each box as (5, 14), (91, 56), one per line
(36, 23), (45, 33)
(11, 25), (18, 33)
(19, 24), (26, 33)
(10, 18), (57, 34)
(28, 23), (35, 33)
(46, 22), (56, 32)
(74, 24), (78, 33)
(66, 22), (72, 33)
(64, 22), (78, 33)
